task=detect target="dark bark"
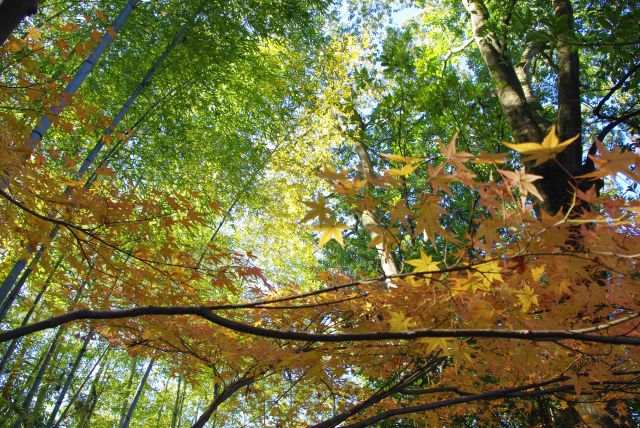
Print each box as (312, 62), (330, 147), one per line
(11, 327), (64, 428)
(0, 304), (638, 346)
(463, 0), (591, 214)
(121, 359), (154, 428)
(344, 384), (573, 428)
(462, 0), (543, 144)
(191, 376), (255, 428)
(44, 330), (92, 427)
(0, 0), (40, 47)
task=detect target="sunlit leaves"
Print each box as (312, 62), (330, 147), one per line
(316, 222), (348, 247)
(405, 250), (440, 273)
(502, 125), (579, 166)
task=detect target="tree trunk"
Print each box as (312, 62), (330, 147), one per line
(463, 0), (615, 425)
(118, 359), (139, 427)
(351, 109), (398, 277)
(53, 345), (110, 428)
(155, 374), (172, 427)
(78, 354), (113, 428)
(0, 257), (61, 373)
(12, 327), (64, 428)
(0, 0), (40, 47)
(44, 329), (92, 427)
(171, 376), (183, 428)
(462, 0), (586, 214)
(121, 358), (154, 428)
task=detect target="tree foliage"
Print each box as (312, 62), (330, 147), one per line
(1, 0), (639, 427)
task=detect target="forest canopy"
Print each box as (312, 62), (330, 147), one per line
(0, 0), (639, 426)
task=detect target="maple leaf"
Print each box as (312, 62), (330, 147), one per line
(578, 139), (640, 182)
(335, 177), (367, 195)
(428, 164), (455, 194)
(500, 167), (544, 201)
(413, 197), (451, 242)
(301, 194), (332, 223)
(379, 153), (422, 164)
(388, 311), (414, 331)
(568, 372), (592, 395)
(472, 260), (503, 290)
(389, 200), (411, 227)
(550, 279), (572, 301)
(316, 223), (348, 247)
(472, 151), (508, 164)
(515, 285), (539, 313)
(439, 133), (473, 166)
(386, 164), (417, 177)
(317, 165), (349, 181)
(418, 337), (452, 354)
(406, 250), (440, 273)
(502, 125), (579, 166)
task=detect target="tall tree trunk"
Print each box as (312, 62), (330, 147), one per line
(0, 256), (61, 373)
(44, 329), (92, 427)
(351, 109), (398, 277)
(463, 0), (613, 425)
(192, 376), (255, 428)
(12, 327), (64, 428)
(118, 359), (139, 427)
(155, 374), (172, 427)
(0, 0), (40, 47)
(78, 354), (113, 428)
(462, 0), (585, 214)
(176, 382), (188, 428)
(121, 358), (154, 428)
(171, 376), (183, 428)
(53, 345), (110, 428)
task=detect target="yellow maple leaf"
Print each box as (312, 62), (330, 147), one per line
(302, 194), (332, 223)
(472, 151), (508, 164)
(502, 125), (579, 166)
(388, 311), (414, 331)
(515, 285), (539, 313)
(473, 260), (503, 290)
(406, 250), (440, 273)
(386, 164), (417, 177)
(418, 337), (452, 354)
(316, 223), (348, 247)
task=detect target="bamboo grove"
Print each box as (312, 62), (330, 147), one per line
(0, 0), (639, 426)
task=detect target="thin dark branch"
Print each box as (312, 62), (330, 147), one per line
(1, 305), (639, 346)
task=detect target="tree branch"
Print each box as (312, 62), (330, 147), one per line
(1, 304), (640, 346)
(593, 63), (640, 118)
(342, 381), (574, 428)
